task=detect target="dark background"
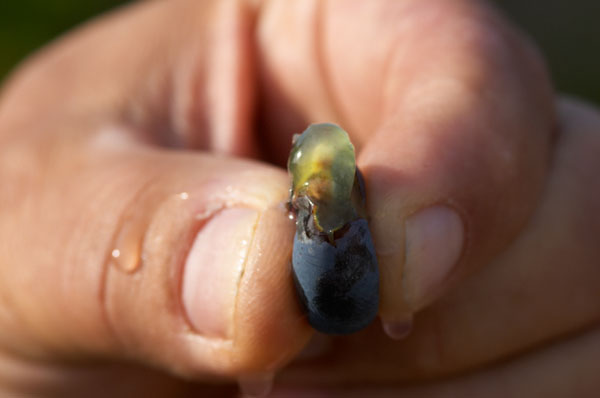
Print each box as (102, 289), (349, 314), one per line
(0, 1), (598, 104)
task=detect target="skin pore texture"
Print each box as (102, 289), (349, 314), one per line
(0, 0), (599, 396)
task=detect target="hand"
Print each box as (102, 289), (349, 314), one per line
(0, 0), (598, 396)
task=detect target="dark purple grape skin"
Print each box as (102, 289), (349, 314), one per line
(292, 215), (379, 335)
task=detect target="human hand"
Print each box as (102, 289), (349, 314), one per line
(0, 0), (598, 396)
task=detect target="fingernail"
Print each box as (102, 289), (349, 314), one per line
(404, 205), (464, 308)
(238, 372), (275, 397)
(381, 315), (413, 340)
(182, 208), (259, 338)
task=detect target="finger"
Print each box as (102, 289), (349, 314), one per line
(272, 326), (600, 397)
(275, 97), (600, 384)
(398, 327), (600, 398)
(257, 0), (556, 326)
(392, 96), (600, 377)
(0, 0), (312, 387)
(0, 124), (311, 380)
(334, 0), (556, 321)
(0, 0), (256, 156)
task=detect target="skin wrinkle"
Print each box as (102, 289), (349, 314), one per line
(184, 33), (213, 150)
(126, 21), (205, 149)
(231, 210), (261, 347)
(150, 61), (182, 148)
(209, 0), (245, 155)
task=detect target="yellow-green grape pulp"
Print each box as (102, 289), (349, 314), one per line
(287, 123), (358, 235)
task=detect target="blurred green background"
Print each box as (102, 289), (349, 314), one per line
(0, 1), (125, 78)
(0, 1), (598, 104)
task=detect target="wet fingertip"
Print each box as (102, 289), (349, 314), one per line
(381, 315), (414, 340)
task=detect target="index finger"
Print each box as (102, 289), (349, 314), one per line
(257, 0), (555, 329)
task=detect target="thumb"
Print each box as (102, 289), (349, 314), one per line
(0, 0), (312, 386)
(0, 127), (311, 380)
(0, 0), (311, 386)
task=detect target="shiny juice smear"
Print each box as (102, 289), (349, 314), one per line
(288, 123), (379, 334)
